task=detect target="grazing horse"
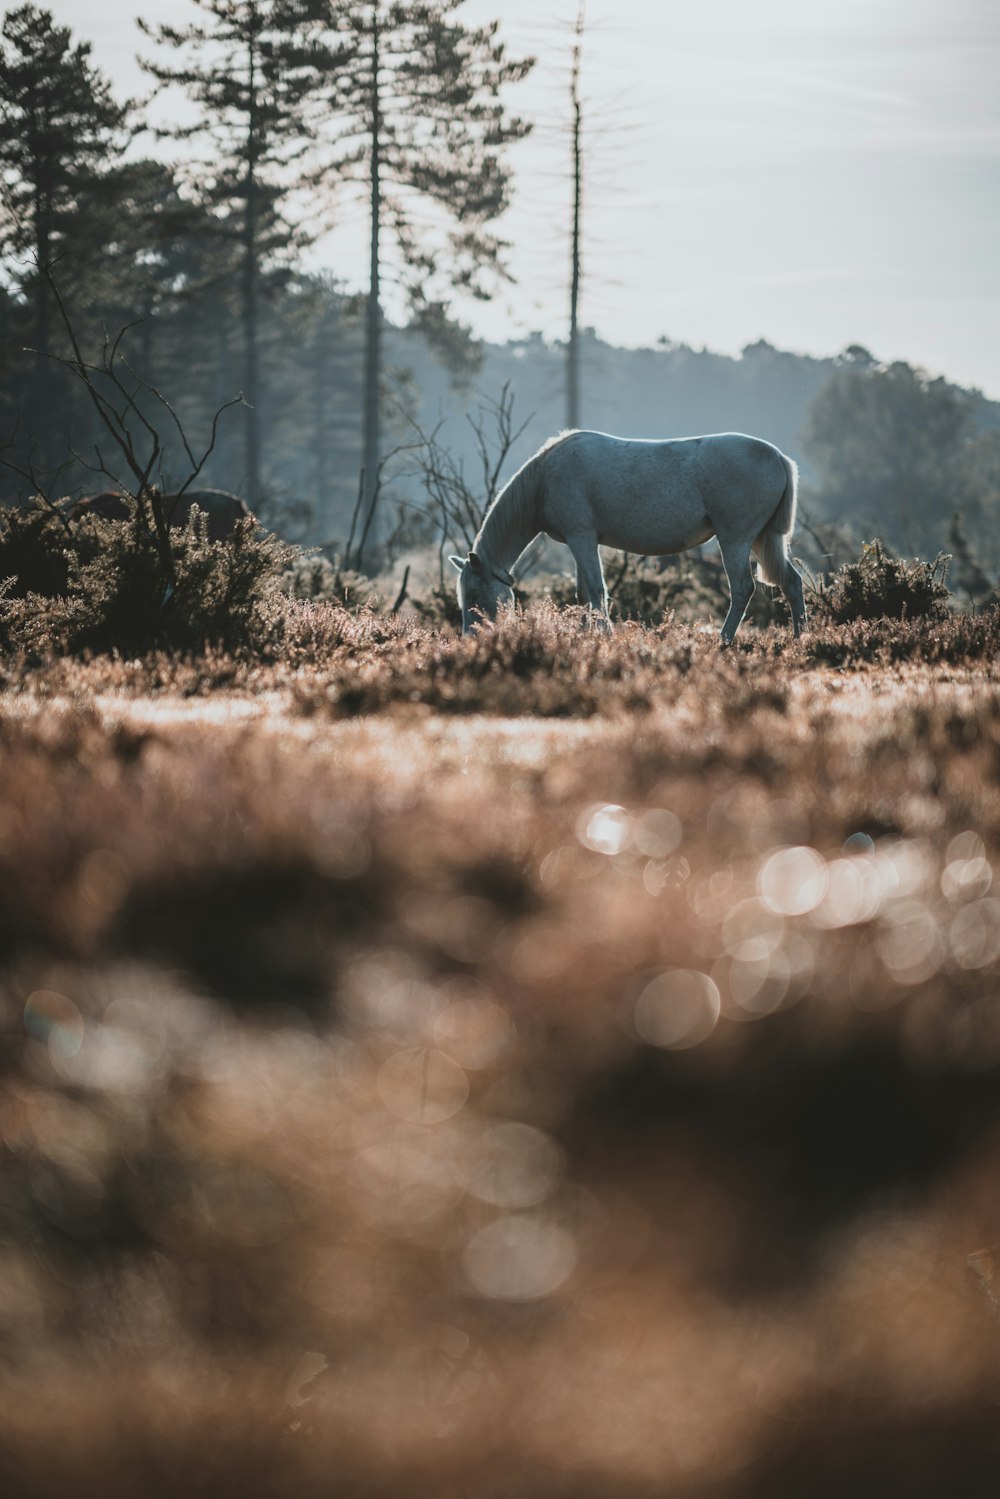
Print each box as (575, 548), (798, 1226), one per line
(71, 488), (253, 543)
(449, 429), (806, 641)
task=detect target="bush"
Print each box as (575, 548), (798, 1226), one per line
(809, 540), (951, 624)
(280, 550), (378, 609)
(0, 500), (77, 598)
(409, 582), (463, 628)
(0, 501), (293, 657)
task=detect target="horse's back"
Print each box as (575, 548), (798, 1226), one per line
(536, 429), (790, 554)
(542, 429), (784, 485)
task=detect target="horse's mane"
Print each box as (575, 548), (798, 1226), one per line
(475, 429), (582, 564)
(537, 428), (581, 456)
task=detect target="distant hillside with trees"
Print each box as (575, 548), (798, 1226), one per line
(403, 328), (1000, 566)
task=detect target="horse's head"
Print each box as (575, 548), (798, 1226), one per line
(449, 551), (514, 634)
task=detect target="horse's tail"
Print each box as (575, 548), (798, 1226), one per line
(755, 451), (798, 587)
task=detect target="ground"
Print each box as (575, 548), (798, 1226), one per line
(2, 612), (1000, 1497)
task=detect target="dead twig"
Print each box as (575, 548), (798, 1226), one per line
(390, 565), (410, 614)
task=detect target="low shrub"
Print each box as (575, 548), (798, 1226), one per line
(0, 500), (78, 598)
(409, 582), (464, 628)
(280, 550), (379, 609)
(0, 500), (293, 657)
(808, 539), (951, 624)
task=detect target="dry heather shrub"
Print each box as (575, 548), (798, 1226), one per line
(279, 551), (378, 610)
(284, 603), (1000, 719)
(0, 502), (293, 658)
(809, 539), (952, 625)
(408, 582), (463, 628)
(290, 604), (711, 718)
(0, 503), (77, 597)
(5, 601), (1000, 715)
(1, 498), (967, 675)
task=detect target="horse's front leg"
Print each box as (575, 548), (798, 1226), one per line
(567, 534), (611, 631)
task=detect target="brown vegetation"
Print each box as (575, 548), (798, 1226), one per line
(2, 611), (1000, 1496)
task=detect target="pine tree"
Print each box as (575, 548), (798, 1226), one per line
(315, 1), (532, 565)
(0, 3), (131, 469)
(138, 0), (334, 505)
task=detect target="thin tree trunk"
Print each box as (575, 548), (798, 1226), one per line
(243, 19), (261, 506)
(312, 317), (330, 538)
(32, 180), (53, 474)
(359, 7), (382, 572)
(567, 1), (584, 431)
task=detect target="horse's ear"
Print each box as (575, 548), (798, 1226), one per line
(468, 552), (483, 573)
(448, 554), (465, 572)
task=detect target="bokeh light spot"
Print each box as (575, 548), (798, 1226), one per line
(466, 1123), (563, 1209)
(722, 898), (785, 960)
(355, 1123), (462, 1228)
(24, 990), (84, 1059)
(878, 839), (936, 898)
(643, 855), (690, 895)
(634, 808), (682, 859)
(462, 1212), (577, 1301)
(811, 857), (883, 929)
(878, 901), (944, 984)
(941, 853), (993, 904)
(578, 803), (631, 856)
(634, 970), (721, 1050)
(377, 1047), (469, 1124)
(949, 899), (1000, 970)
(434, 991), (514, 1069)
(724, 949), (791, 1017)
(758, 846), (829, 916)
(948, 830), (986, 864)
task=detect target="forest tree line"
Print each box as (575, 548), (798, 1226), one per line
(1, 1), (997, 570)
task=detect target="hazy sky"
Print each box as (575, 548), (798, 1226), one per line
(40, 0), (1000, 395)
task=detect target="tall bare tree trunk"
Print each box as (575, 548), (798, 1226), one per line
(312, 319), (330, 538)
(32, 180), (54, 473)
(243, 19), (261, 506)
(567, 1), (584, 431)
(359, 8), (382, 571)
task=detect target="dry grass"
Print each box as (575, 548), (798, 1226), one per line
(5, 599), (1000, 712)
(3, 610), (1000, 1496)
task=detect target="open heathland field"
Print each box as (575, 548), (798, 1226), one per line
(4, 608), (1000, 1497)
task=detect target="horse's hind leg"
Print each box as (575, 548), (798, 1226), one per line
(751, 532), (807, 637)
(717, 538), (755, 643)
(782, 560), (807, 637)
(566, 533), (610, 629)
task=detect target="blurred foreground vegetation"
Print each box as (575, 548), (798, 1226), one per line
(3, 605), (1000, 1495)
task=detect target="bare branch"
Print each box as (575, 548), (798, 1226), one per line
(390, 564), (410, 614)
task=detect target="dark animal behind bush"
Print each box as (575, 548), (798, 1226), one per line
(0, 501), (293, 657)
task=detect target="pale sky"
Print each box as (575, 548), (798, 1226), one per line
(38, 0), (1000, 396)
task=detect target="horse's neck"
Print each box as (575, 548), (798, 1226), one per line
(476, 466), (539, 571)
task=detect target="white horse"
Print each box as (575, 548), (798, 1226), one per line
(449, 429), (806, 641)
